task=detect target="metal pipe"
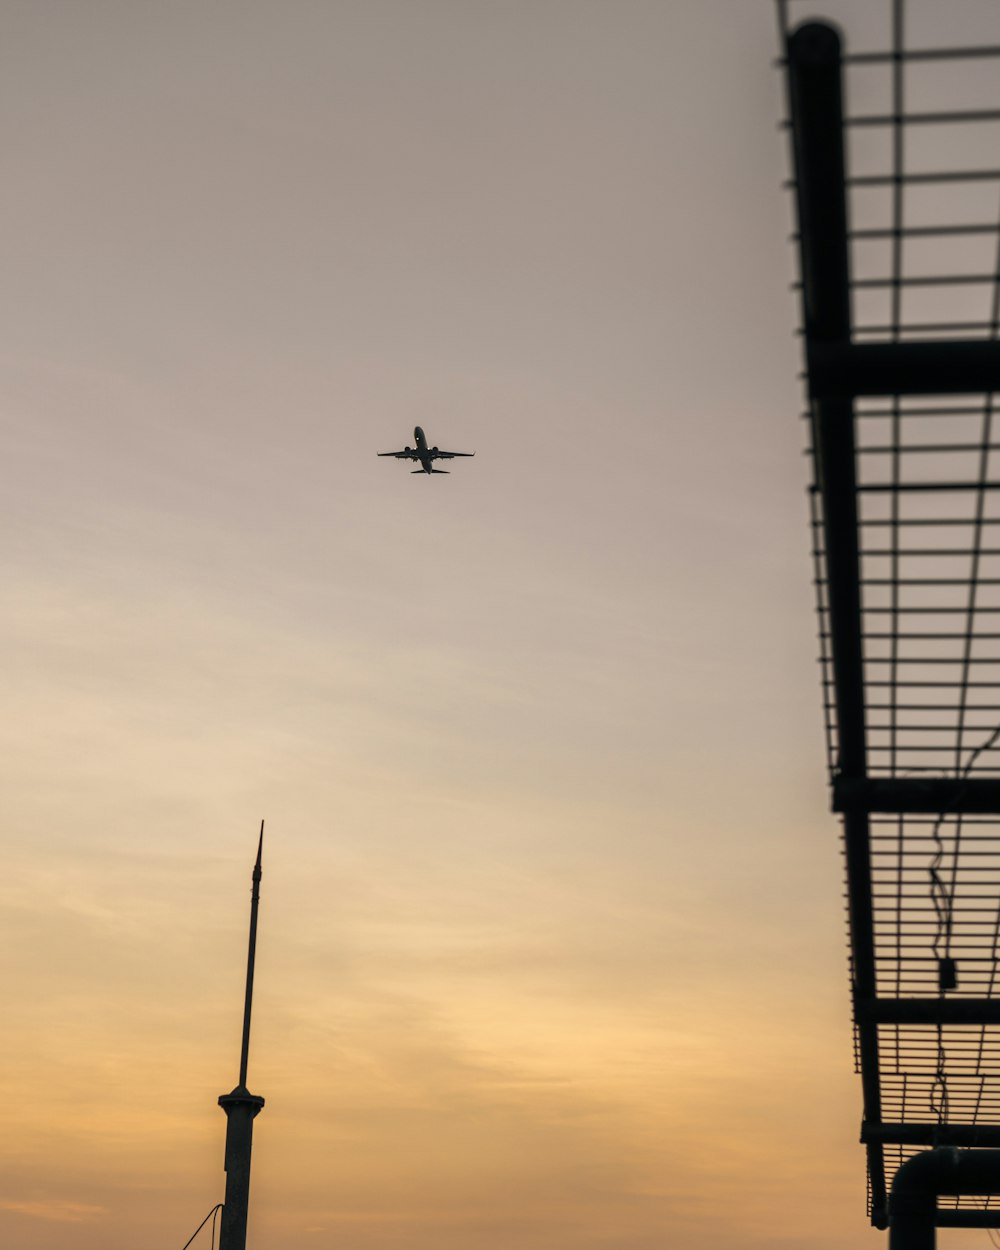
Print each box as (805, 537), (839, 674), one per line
(889, 1149), (1000, 1248)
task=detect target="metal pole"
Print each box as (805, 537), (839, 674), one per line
(240, 823), (264, 1088)
(218, 823), (266, 1250)
(786, 19), (886, 1219)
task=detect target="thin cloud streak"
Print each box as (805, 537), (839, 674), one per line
(0, 1200), (107, 1223)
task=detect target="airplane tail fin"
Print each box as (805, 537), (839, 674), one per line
(412, 468), (449, 474)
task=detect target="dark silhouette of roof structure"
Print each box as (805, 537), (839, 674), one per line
(779, 0), (1000, 1232)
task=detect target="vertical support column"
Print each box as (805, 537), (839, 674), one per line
(218, 1087), (266, 1250)
(786, 21), (864, 773)
(786, 20), (886, 1221)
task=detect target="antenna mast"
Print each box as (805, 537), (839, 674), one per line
(239, 822), (264, 1087)
(218, 821), (267, 1250)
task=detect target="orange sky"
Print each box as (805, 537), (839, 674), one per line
(5, 2), (997, 1248)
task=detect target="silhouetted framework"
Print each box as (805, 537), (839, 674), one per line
(779, 0), (1000, 1236)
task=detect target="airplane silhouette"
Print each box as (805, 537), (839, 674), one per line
(378, 426), (475, 475)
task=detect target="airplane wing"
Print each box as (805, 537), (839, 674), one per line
(429, 450), (475, 460)
(377, 449), (421, 459)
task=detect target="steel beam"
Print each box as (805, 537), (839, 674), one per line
(790, 17), (885, 1220)
(835, 776), (1000, 813)
(787, 19), (886, 1220)
(864, 1124), (1000, 1148)
(859, 998), (1000, 1025)
(808, 340), (1000, 399)
(787, 21), (866, 780)
(936, 1211), (1000, 1229)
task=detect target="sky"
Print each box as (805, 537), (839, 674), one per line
(3, 2), (993, 1248)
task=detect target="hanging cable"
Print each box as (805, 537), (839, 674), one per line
(180, 1204), (223, 1250)
(927, 723), (1000, 1137)
(930, 724), (1000, 967)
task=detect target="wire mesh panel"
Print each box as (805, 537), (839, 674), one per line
(780, 0), (1000, 1228)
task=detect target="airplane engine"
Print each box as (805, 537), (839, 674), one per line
(432, 445), (439, 453)
(404, 445), (412, 452)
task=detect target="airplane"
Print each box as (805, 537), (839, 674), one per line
(378, 426), (475, 475)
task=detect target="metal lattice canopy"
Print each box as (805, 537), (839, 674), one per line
(779, 0), (1000, 1230)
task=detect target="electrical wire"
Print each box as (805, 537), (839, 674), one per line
(180, 1204), (223, 1250)
(927, 724), (1000, 1135)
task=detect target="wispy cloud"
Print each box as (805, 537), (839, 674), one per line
(0, 1199), (106, 1223)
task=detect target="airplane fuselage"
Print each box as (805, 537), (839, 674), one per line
(413, 426), (433, 473)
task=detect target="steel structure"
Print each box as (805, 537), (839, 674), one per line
(779, 0), (1000, 1233)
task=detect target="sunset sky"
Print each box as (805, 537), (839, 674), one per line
(5, 2), (996, 1248)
